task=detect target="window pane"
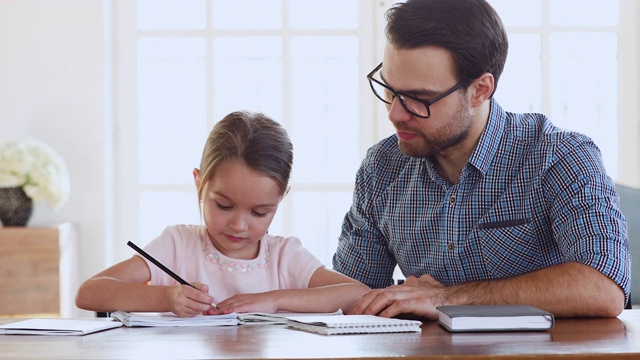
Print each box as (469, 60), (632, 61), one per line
(137, 0), (206, 30)
(549, 0), (619, 26)
(212, 0), (281, 29)
(291, 191), (353, 266)
(213, 37), (283, 121)
(495, 34), (541, 113)
(550, 33), (618, 178)
(289, 0), (358, 29)
(139, 191), (200, 247)
(138, 38), (207, 184)
(488, 0), (541, 27)
(290, 36), (360, 184)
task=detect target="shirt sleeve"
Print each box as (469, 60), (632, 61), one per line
(332, 146), (398, 289)
(544, 133), (631, 302)
(138, 226), (181, 286)
(275, 236), (324, 289)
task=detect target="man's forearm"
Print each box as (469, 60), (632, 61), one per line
(442, 262), (625, 317)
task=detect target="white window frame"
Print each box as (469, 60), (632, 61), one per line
(110, 0), (639, 264)
(112, 1), (380, 263)
(617, 0), (640, 185)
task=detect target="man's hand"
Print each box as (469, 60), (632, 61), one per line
(348, 275), (445, 320)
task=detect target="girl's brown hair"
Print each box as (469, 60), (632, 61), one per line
(197, 111), (293, 207)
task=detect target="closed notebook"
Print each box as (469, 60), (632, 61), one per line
(436, 305), (555, 332)
(286, 314), (422, 335)
(0, 318), (123, 336)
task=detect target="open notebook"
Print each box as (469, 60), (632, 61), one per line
(110, 309), (343, 327)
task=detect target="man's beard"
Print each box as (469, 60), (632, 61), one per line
(397, 98), (473, 158)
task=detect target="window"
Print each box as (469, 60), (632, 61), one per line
(114, 0), (378, 266)
(489, 0), (637, 180)
(113, 0), (638, 267)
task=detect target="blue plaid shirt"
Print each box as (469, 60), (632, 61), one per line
(333, 100), (630, 302)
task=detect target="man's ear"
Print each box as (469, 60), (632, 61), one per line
(283, 186), (291, 198)
(470, 72), (495, 107)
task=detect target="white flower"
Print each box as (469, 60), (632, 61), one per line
(0, 138), (70, 211)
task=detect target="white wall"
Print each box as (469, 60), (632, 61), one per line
(0, 0), (110, 316)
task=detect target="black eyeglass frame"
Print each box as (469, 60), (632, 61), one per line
(367, 62), (467, 119)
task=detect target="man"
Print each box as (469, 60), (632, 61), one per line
(333, 0), (630, 320)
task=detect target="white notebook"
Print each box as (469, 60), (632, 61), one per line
(237, 309), (343, 325)
(0, 318), (123, 336)
(286, 314), (422, 335)
(111, 309), (343, 327)
(111, 311), (239, 327)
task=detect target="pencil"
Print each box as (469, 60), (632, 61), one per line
(127, 241), (220, 310)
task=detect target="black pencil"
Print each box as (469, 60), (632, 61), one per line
(127, 241), (220, 309)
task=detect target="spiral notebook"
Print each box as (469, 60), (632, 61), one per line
(286, 314), (422, 335)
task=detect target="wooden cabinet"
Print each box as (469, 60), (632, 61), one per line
(0, 223), (79, 317)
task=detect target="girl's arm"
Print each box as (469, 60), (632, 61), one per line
(74, 256), (214, 317)
(212, 267), (370, 314)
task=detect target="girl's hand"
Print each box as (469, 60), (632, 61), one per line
(214, 291), (280, 314)
(167, 282), (215, 317)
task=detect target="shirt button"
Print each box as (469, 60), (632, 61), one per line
(447, 243), (454, 251)
(449, 196), (456, 204)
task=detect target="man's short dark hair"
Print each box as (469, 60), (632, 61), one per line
(385, 0), (509, 93)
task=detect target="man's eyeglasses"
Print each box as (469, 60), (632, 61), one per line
(367, 62), (466, 119)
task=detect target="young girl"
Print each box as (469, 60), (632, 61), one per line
(75, 111), (370, 317)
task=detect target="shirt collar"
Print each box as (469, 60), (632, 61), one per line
(467, 99), (506, 176)
(420, 99), (506, 182)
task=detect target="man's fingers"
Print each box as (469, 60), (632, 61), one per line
(350, 286), (415, 316)
(350, 285), (442, 320)
(403, 274), (443, 288)
(403, 276), (422, 286)
(418, 274), (444, 287)
(348, 289), (382, 314)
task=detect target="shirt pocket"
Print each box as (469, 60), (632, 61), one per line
(476, 218), (542, 278)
